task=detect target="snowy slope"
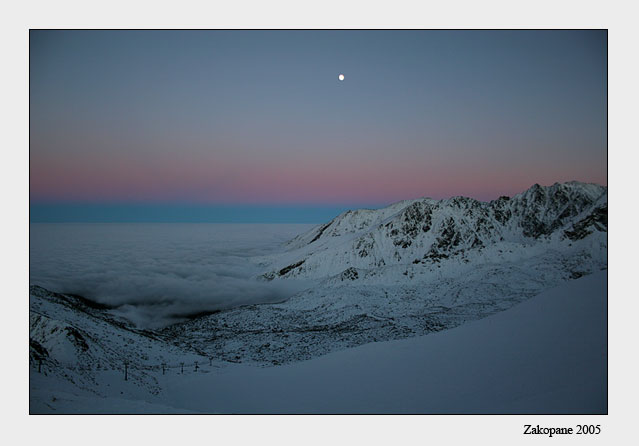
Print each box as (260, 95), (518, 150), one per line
(30, 271), (607, 414)
(29, 286), (207, 403)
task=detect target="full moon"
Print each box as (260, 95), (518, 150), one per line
(338, 74), (345, 81)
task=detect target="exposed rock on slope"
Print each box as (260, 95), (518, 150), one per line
(262, 182), (606, 281)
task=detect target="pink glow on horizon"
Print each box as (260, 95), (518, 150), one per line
(30, 152), (607, 205)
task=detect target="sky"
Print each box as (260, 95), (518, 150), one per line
(30, 30), (607, 222)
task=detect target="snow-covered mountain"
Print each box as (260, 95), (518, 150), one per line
(261, 181), (607, 281)
(30, 181), (607, 411)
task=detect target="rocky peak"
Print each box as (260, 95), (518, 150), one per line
(268, 182), (607, 280)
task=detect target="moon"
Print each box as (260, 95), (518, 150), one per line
(338, 74), (345, 81)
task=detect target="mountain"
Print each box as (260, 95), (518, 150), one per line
(30, 181), (607, 410)
(261, 181), (607, 281)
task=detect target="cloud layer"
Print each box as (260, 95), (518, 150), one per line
(30, 223), (314, 328)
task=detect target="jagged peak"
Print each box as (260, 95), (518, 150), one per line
(515, 181), (606, 200)
(287, 182), (607, 251)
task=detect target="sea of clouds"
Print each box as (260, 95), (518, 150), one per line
(30, 223), (315, 328)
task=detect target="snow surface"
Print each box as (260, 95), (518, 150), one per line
(30, 271), (607, 414)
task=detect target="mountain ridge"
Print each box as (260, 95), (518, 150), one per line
(263, 181), (607, 281)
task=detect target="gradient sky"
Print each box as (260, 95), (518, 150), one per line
(30, 30), (607, 222)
